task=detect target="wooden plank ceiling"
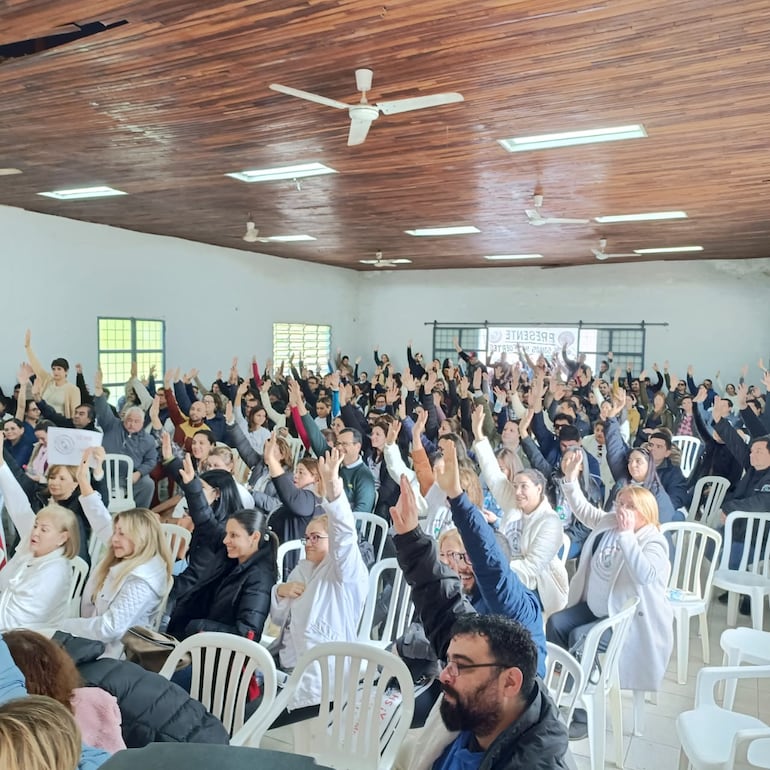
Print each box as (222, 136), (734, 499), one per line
(1, 0), (770, 271)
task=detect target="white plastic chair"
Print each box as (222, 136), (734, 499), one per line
(104, 453), (136, 513)
(712, 511), (770, 631)
(577, 596), (640, 770)
(161, 522), (192, 561)
(353, 512), (389, 564)
(357, 558), (414, 648)
(87, 530), (108, 566)
(68, 556), (89, 617)
(687, 475), (731, 526)
(247, 641), (415, 770)
(544, 641), (585, 725)
(662, 521), (722, 684)
(671, 435), (704, 480)
(676, 664), (770, 770)
(720, 628), (770, 711)
(276, 538), (305, 585)
(157, 631), (277, 745)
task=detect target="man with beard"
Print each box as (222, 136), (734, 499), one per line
(390, 458), (572, 769)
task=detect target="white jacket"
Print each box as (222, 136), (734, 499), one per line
(270, 492), (368, 709)
(56, 492), (170, 658)
(562, 479), (674, 692)
(475, 437), (568, 615)
(0, 463), (73, 630)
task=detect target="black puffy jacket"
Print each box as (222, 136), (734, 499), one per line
(57, 633), (229, 747)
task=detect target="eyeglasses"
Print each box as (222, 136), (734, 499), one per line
(301, 534), (329, 545)
(439, 551), (469, 564)
(442, 660), (506, 678)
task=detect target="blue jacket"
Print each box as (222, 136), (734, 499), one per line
(394, 492), (546, 678)
(0, 636), (110, 769)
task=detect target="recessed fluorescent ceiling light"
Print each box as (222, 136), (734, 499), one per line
(405, 226), (480, 236)
(264, 234), (316, 242)
(595, 211), (687, 223)
(633, 246), (703, 254)
(0, 168), (22, 176)
(484, 254), (543, 261)
(499, 124), (646, 152)
(225, 163), (337, 183)
(38, 185), (127, 200)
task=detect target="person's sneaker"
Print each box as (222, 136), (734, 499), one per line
(717, 592), (729, 604)
(569, 720), (589, 741)
(739, 595), (751, 616)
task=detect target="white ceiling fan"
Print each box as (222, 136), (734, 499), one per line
(241, 217), (270, 243)
(359, 251), (411, 267)
(269, 69), (464, 146)
(525, 194), (590, 227)
(591, 238), (637, 260)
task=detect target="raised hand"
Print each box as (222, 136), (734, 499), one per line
(386, 419), (401, 446)
(24, 329), (31, 348)
(225, 399), (234, 424)
(149, 395), (161, 423)
(615, 502), (635, 532)
(390, 475), (420, 535)
(179, 453), (196, 484)
(712, 395), (731, 422)
(385, 381), (400, 405)
(609, 389), (626, 417)
(401, 368), (416, 392)
(519, 408), (534, 438)
(130, 360), (138, 378)
(425, 369), (437, 394)
(560, 446), (583, 481)
(237, 380), (249, 397)
(17, 362), (33, 385)
(435, 439), (463, 498)
(693, 385), (707, 404)
(317, 447), (344, 502)
(161, 431), (174, 461)
(457, 376), (469, 399)
(668, 372), (679, 390)
(94, 367), (104, 395)
(412, 408), (428, 441)
(77, 448), (95, 490)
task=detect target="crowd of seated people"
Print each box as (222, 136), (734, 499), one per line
(1, 328), (770, 765)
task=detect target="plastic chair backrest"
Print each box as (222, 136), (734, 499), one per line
(276, 538), (305, 585)
(104, 453), (136, 513)
(544, 641), (585, 725)
(687, 475), (730, 525)
(87, 531), (108, 566)
(671, 435), (703, 480)
(720, 511), (770, 575)
(68, 556), (90, 617)
(160, 522), (192, 560)
(248, 641), (415, 770)
(580, 596), (640, 696)
(353, 512), (388, 563)
(357, 558), (414, 645)
(661, 521), (722, 601)
(157, 631), (277, 743)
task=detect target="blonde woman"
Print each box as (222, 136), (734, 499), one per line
(0, 436), (81, 630)
(56, 450), (173, 658)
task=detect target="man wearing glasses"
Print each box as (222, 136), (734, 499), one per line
(335, 427), (376, 513)
(390, 449), (572, 769)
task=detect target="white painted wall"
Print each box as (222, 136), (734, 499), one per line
(3, 204), (769, 393)
(1, 205), (359, 389)
(356, 261), (770, 383)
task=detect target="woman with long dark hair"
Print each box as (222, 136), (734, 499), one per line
(180, 508), (278, 638)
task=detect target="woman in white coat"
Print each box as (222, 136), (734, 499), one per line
(269, 448), (368, 723)
(0, 437), (81, 630)
(546, 449), (673, 736)
(471, 405), (568, 616)
(56, 449), (173, 658)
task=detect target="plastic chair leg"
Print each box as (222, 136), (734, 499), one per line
(750, 589), (765, 631)
(609, 684), (625, 767)
(632, 690), (645, 737)
(675, 610), (689, 685)
(585, 693), (605, 770)
(698, 612), (710, 664)
(722, 647), (740, 711)
(727, 592), (739, 626)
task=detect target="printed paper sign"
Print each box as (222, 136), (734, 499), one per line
(47, 427), (103, 466)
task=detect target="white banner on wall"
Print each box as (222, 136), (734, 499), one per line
(486, 326), (579, 363)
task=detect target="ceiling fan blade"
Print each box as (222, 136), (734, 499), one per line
(269, 83), (350, 110)
(377, 92), (464, 115)
(348, 117), (372, 146)
(542, 217), (590, 225)
(525, 208), (545, 224)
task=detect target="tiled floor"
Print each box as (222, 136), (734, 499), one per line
(569, 597), (769, 769)
(262, 597), (770, 768)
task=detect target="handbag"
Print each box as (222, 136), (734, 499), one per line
(121, 626), (190, 673)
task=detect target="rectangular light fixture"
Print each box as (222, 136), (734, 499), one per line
(38, 185), (127, 200)
(499, 124), (646, 152)
(484, 254), (543, 261)
(225, 162), (337, 183)
(0, 168), (22, 176)
(595, 211), (688, 223)
(405, 226), (480, 236)
(633, 246), (703, 254)
(263, 234), (316, 242)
